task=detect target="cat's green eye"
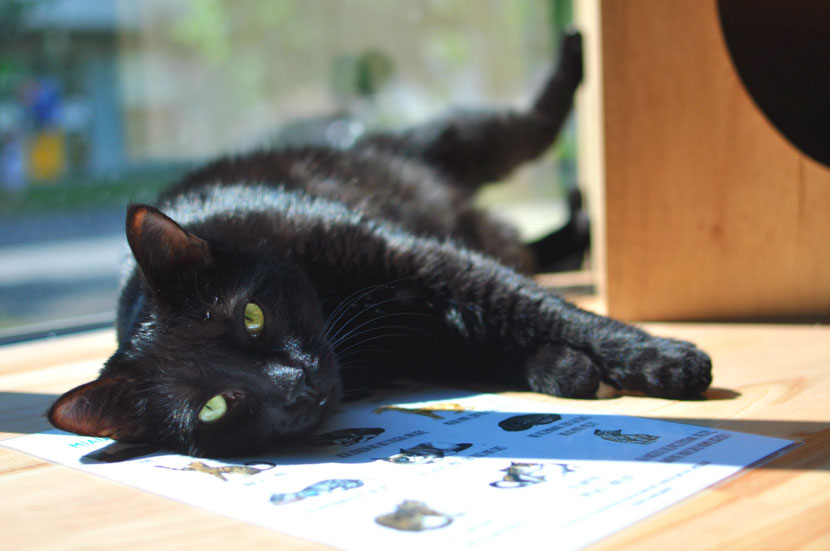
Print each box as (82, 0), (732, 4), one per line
(198, 394), (227, 423)
(243, 302), (265, 336)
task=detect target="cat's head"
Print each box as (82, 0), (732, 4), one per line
(48, 205), (339, 457)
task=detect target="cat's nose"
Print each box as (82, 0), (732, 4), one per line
(286, 382), (316, 405)
(271, 365), (312, 404)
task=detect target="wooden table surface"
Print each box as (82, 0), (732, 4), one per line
(2, 314), (829, 550)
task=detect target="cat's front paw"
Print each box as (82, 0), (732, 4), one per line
(524, 343), (604, 399)
(606, 338), (712, 399)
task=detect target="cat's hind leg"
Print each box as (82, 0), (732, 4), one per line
(356, 30), (583, 191)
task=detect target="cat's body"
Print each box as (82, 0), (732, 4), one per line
(49, 32), (712, 457)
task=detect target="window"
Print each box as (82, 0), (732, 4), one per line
(0, 0), (576, 342)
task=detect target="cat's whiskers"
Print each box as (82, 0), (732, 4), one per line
(328, 309), (434, 351)
(319, 283), (388, 338)
(316, 276), (419, 347)
(335, 332), (411, 360)
(337, 357), (390, 371)
(321, 289), (441, 366)
(331, 315), (438, 377)
(332, 323), (434, 358)
(319, 280), (396, 334)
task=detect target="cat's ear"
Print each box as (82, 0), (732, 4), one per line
(48, 378), (148, 441)
(126, 204), (213, 291)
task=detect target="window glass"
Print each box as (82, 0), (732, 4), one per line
(0, 0), (576, 341)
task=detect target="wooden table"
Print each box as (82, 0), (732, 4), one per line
(2, 315), (829, 550)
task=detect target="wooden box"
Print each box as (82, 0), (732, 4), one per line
(578, 0), (830, 321)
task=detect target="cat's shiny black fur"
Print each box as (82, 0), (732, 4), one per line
(48, 31), (711, 457)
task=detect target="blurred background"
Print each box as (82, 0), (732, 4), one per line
(0, 0), (578, 342)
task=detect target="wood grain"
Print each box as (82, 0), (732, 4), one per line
(600, 0), (830, 321)
(1, 310), (829, 550)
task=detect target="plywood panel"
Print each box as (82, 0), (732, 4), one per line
(600, 0), (830, 320)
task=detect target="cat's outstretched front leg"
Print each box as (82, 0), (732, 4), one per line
(300, 220), (712, 400)
(442, 265), (712, 399)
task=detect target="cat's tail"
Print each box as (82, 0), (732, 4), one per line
(527, 187), (590, 273)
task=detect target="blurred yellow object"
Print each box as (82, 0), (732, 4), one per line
(28, 130), (65, 182)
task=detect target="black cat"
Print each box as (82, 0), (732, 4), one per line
(48, 31), (711, 457)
